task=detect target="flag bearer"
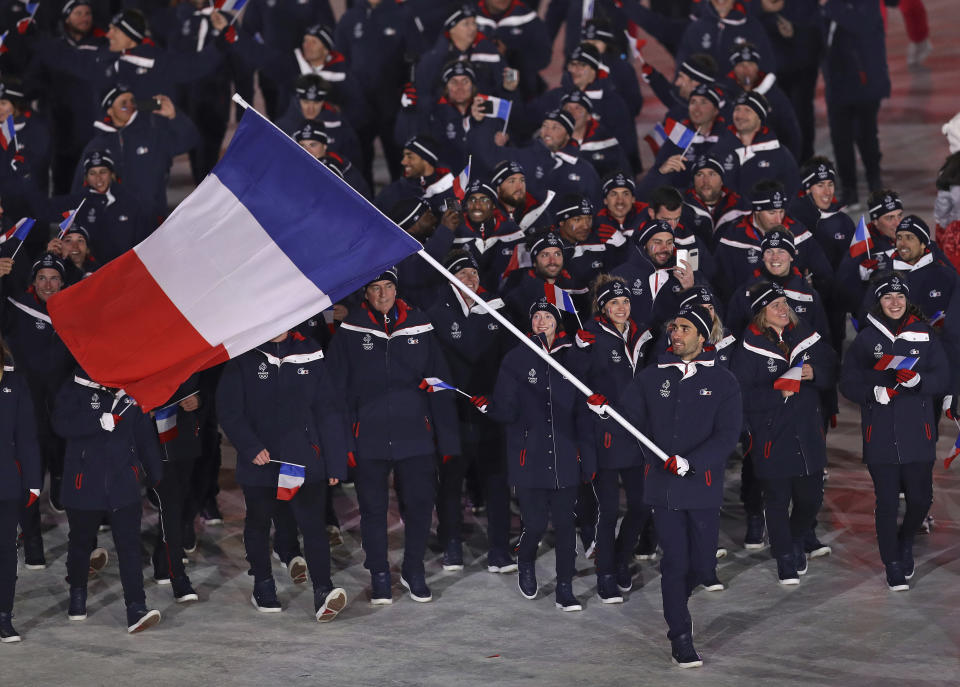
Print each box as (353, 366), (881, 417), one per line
(731, 282), (836, 585)
(0, 334), (42, 643)
(217, 329), (349, 622)
(51, 368), (165, 634)
(839, 274), (949, 591)
(617, 303), (741, 668)
(326, 269), (461, 605)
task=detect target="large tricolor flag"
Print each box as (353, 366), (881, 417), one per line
(773, 360), (804, 394)
(452, 156), (471, 201)
(48, 107), (422, 410)
(873, 355), (918, 371)
(544, 283), (578, 314)
(849, 215), (873, 258)
(277, 462), (305, 500)
(154, 404), (179, 443)
(0, 115), (16, 151)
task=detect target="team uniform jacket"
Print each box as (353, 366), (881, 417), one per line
(725, 268), (831, 338)
(853, 249), (958, 324)
(711, 125), (801, 200)
(731, 321), (836, 480)
(216, 335), (349, 487)
(503, 269), (587, 334)
(2, 290), (75, 398)
(415, 32), (503, 99)
(486, 333), (596, 489)
(618, 348), (742, 510)
(475, 0), (550, 100)
(0, 364), (43, 502)
(326, 300), (461, 461)
(787, 194), (855, 270)
(156, 375), (203, 462)
(52, 371), (164, 510)
(582, 316), (653, 470)
(682, 186), (747, 251)
(721, 76), (802, 161)
(275, 102), (363, 166)
(455, 214), (525, 293)
(839, 313), (949, 464)
(373, 167), (456, 213)
(594, 201), (647, 268)
(676, 3), (776, 76)
(834, 226), (896, 316)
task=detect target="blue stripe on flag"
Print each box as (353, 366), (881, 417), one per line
(212, 110), (422, 302)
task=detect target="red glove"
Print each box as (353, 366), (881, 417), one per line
(442, 454), (455, 464)
(470, 395), (488, 413)
(895, 369), (920, 387)
(586, 393), (608, 416)
(224, 25), (238, 43)
(347, 451), (357, 468)
(575, 329), (596, 348)
(400, 82), (417, 109)
(861, 258), (879, 270)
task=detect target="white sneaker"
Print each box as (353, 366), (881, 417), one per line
(288, 556), (308, 584)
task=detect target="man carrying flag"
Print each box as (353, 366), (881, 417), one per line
(217, 329), (350, 622)
(0, 334), (43, 642)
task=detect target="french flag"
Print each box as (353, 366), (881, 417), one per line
(874, 355), (918, 371)
(0, 115), (16, 151)
(945, 432), (960, 470)
(773, 360), (803, 394)
(16, 2), (38, 34)
(0, 217), (35, 245)
(658, 118), (696, 151)
(47, 107), (421, 411)
(0, 30), (9, 55)
(214, 0), (248, 10)
(419, 377), (456, 393)
(452, 156), (471, 201)
(154, 404), (179, 443)
(849, 215), (873, 258)
(478, 94), (512, 121)
(58, 200), (85, 239)
(277, 462), (305, 500)
(643, 124), (667, 154)
(929, 310), (945, 327)
(544, 283), (577, 314)
(501, 243), (531, 281)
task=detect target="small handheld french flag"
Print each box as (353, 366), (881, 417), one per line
(0, 115), (16, 151)
(849, 215), (873, 258)
(544, 283), (577, 314)
(929, 310), (945, 327)
(944, 432), (960, 470)
(656, 118), (696, 151)
(773, 360), (804, 394)
(154, 404), (179, 443)
(479, 94), (512, 121)
(58, 200), (86, 239)
(16, 3), (38, 34)
(419, 377), (456, 393)
(452, 156), (471, 201)
(214, 0), (249, 10)
(277, 462), (305, 500)
(0, 217), (35, 245)
(0, 30), (8, 55)
(874, 355), (918, 371)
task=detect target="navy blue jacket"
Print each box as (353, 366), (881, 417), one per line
(216, 335), (348, 487)
(582, 317), (654, 470)
(373, 166), (456, 213)
(456, 214), (525, 292)
(711, 125), (800, 201)
(74, 110), (200, 223)
(487, 333), (596, 488)
(475, 0), (551, 101)
(839, 313), (949, 464)
(52, 372), (164, 510)
(676, 3), (776, 74)
(787, 195), (856, 270)
(731, 321), (835, 479)
(0, 364), (42, 501)
(426, 284), (512, 445)
(415, 32), (503, 99)
(619, 348), (742, 510)
(276, 100), (363, 165)
(326, 300), (461, 461)
(2, 290), (75, 397)
(819, 0), (891, 106)
(854, 250), (958, 324)
(726, 268), (831, 339)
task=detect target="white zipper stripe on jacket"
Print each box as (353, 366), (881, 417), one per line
(255, 349), (324, 366)
(742, 339), (786, 362)
(339, 322), (434, 340)
(7, 297), (52, 324)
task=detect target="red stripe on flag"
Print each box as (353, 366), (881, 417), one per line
(47, 250), (229, 410)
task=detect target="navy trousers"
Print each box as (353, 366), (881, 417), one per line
(867, 461), (933, 565)
(595, 466), (651, 576)
(515, 485), (578, 583)
(67, 502), (145, 605)
(761, 472), (824, 559)
(0, 499), (18, 612)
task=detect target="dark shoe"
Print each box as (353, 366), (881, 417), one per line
(126, 603), (161, 634)
(287, 556), (308, 585)
(744, 515), (765, 550)
(793, 542), (808, 576)
(399, 574), (432, 603)
(615, 564), (633, 594)
(370, 571), (393, 605)
(555, 581), (582, 611)
(486, 549), (518, 574)
(23, 537), (45, 570)
(68, 586), (87, 620)
(518, 563), (538, 600)
(49, 475), (65, 513)
(634, 519), (658, 560)
(671, 633), (703, 668)
(441, 539), (464, 572)
(88, 547), (109, 578)
(201, 498), (223, 526)
(182, 522), (197, 554)
(900, 539), (915, 580)
(597, 574), (623, 604)
(0, 612), (21, 643)
(172, 575), (199, 603)
(777, 555), (799, 585)
(701, 573), (725, 592)
(314, 587), (347, 622)
(251, 578), (282, 612)
(885, 562), (909, 591)
(803, 530), (832, 558)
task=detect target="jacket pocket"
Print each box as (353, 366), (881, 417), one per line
(924, 423), (932, 441)
(75, 473), (83, 490)
(519, 448), (526, 466)
(705, 469), (712, 487)
(865, 425), (872, 443)
(763, 441), (772, 459)
(353, 422), (360, 438)
(603, 432), (611, 449)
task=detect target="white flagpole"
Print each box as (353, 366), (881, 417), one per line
(228, 93), (676, 469)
